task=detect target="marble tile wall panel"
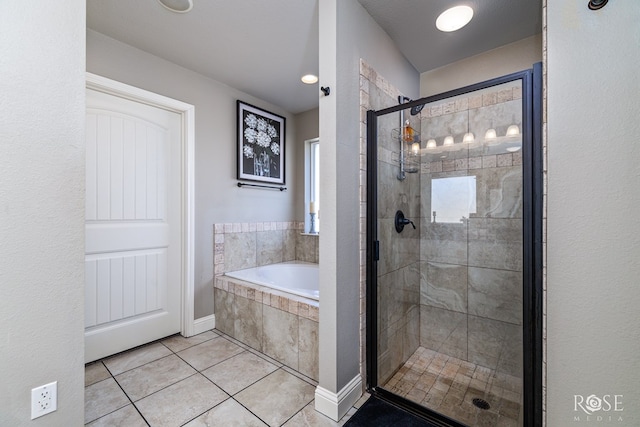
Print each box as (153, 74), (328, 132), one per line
(298, 317), (319, 380)
(474, 166), (522, 219)
(377, 264), (420, 331)
(468, 218), (522, 271)
(377, 347), (393, 385)
(403, 305), (420, 363)
(420, 223), (468, 266)
(496, 322), (523, 378)
(378, 218), (420, 277)
(467, 315), (513, 371)
(213, 222), (309, 276)
(233, 295), (263, 351)
(256, 230), (284, 266)
(386, 320), (405, 384)
(295, 234), (318, 263)
(420, 261), (467, 313)
(420, 305), (467, 361)
(262, 305), (299, 369)
(377, 161), (421, 220)
(224, 232), (257, 272)
(213, 288), (234, 336)
(420, 111), (469, 146)
(468, 267), (522, 325)
(468, 100), (521, 143)
(283, 229), (297, 261)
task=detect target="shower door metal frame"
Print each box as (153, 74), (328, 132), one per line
(366, 64), (543, 427)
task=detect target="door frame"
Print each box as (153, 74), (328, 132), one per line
(365, 65), (543, 426)
(86, 72), (197, 338)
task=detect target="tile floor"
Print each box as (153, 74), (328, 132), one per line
(384, 347), (522, 427)
(85, 329), (366, 426)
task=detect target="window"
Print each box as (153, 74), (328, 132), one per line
(305, 138), (320, 233)
(430, 176), (476, 223)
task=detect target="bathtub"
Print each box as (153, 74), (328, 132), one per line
(224, 262), (319, 301)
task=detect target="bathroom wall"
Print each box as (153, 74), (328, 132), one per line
(0, 1), (86, 425)
(546, 1), (640, 424)
(359, 60), (422, 383)
(87, 30), (316, 319)
(319, 0), (420, 405)
(420, 34), (542, 98)
(418, 83), (524, 380)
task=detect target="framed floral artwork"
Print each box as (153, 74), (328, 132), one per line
(237, 100), (286, 185)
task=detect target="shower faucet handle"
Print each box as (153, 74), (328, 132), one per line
(394, 210), (416, 233)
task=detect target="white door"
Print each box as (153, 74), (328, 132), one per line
(85, 86), (182, 362)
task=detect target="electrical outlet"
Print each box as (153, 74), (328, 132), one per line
(31, 381), (57, 419)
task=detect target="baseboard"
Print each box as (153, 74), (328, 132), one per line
(315, 374), (363, 421)
(192, 314), (215, 336)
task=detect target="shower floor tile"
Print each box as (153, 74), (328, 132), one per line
(383, 347), (522, 427)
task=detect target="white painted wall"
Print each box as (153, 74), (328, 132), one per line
(0, 1), (86, 425)
(317, 0), (418, 415)
(87, 30), (315, 318)
(295, 107), (319, 215)
(546, 1), (640, 424)
(420, 34), (542, 97)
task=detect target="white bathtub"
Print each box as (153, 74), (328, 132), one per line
(224, 262), (319, 301)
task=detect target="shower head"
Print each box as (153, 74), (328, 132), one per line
(410, 104), (425, 115)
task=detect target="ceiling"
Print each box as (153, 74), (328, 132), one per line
(87, 0), (542, 114)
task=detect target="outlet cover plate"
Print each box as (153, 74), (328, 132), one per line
(31, 381), (57, 419)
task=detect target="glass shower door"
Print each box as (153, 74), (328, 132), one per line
(369, 74), (534, 427)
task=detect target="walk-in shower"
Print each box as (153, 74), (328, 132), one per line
(366, 67), (543, 427)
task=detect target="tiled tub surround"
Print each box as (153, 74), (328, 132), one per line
(214, 275), (319, 381)
(213, 222), (319, 381)
(214, 222), (318, 277)
(419, 82), (524, 380)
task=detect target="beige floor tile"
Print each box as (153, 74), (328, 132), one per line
(202, 351), (278, 395)
(282, 401), (343, 427)
(115, 354), (196, 401)
(86, 404), (147, 427)
(85, 362), (111, 387)
(353, 392), (370, 409)
(84, 378), (130, 424)
(235, 369), (315, 427)
(161, 330), (218, 353)
(184, 398), (267, 427)
(103, 342), (172, 376)
(177, 336), (244, 371)
(135, 374), (228, 427)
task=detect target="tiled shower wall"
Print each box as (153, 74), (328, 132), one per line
(418, 85), (524, 378)
(360, 61), (422, 384)
(360, 62), (526, 392)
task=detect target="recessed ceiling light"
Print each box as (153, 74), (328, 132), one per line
(157, 0), (193, 13)
(301, 74), (319, 84)
(436, 5), (474, 32)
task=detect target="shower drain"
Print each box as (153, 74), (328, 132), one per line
(472, 398), (491, 410)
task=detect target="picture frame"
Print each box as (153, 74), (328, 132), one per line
(237, 100), (286, 185)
